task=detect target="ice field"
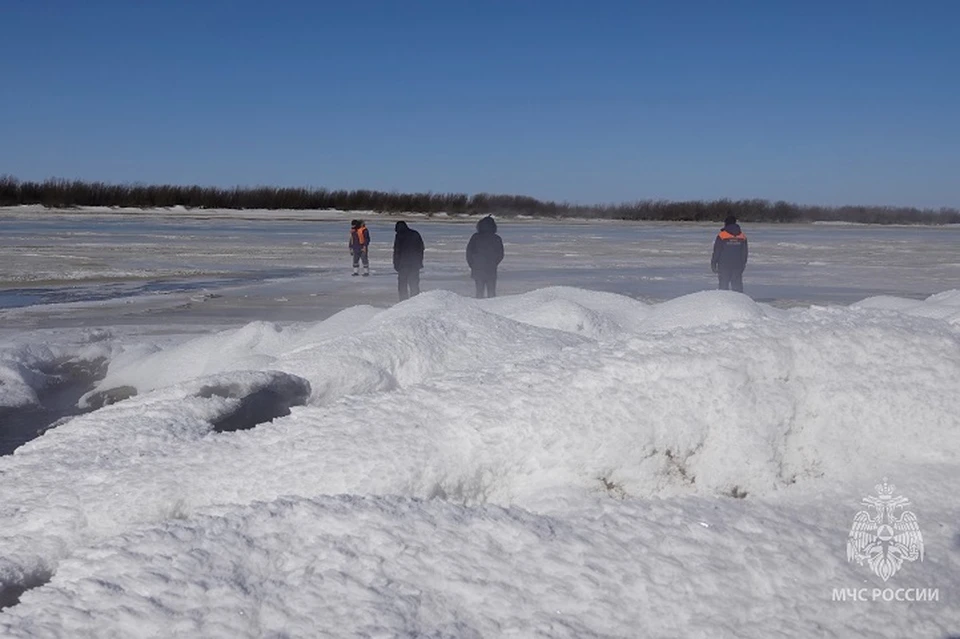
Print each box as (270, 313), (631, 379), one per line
(2, 205), (959, 328)
(1, 207), (959, 637)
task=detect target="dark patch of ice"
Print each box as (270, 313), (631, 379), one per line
(0, 357), (108, 456)
(198, 374), (310, 433)
(0, 568), (53, 611)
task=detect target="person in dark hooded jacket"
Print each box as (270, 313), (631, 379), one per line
(711, 215), (748, 292)
(393, 221), (424, 301)
(466, 216), (504, 298)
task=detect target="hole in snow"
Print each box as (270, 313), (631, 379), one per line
(198, 375), (311, 433)
(0, 569), (53, 611)
(0, 357), (108, 456)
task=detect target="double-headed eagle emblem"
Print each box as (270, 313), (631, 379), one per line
(847, 478), (924, 581)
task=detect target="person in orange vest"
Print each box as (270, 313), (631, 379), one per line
(349, 219), (370, 277)
(711, 215), (748, 292)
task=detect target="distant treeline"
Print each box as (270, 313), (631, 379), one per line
(2, 176), (958, 224)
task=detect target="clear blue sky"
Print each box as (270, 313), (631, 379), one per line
(1, 1), (958, 208)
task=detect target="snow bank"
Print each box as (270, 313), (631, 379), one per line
(483, 286), (652, 339)
(2, 287), (959, 636)
(640, 289), (771, 332)
(853, 289), (960, 324)
(87, 292), (587, 405)
(4, 492), (958, 638)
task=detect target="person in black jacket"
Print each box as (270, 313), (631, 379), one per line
(711, 215), (749, 292)
(393, 221), (424, 301)
(466, 216), (504, 298)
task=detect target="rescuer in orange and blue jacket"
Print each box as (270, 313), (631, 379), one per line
(711, 215), (748, 292)
(349, 219), (370, 276)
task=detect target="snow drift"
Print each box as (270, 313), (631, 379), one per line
(2, 287), (959, 637)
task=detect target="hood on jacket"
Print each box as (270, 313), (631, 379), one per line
(395, 221), (409, 233)
(723, 222), (742, 235)
(477, 216), (497, 234)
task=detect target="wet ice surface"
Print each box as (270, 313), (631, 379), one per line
(2, 208), (959, 330)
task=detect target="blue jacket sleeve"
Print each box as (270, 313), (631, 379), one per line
(466, 235), (476, 269)
(711, 235), (722, 268)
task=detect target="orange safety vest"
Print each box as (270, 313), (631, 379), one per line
(350, 226), (369, 248)
(718, 230), (746, 241)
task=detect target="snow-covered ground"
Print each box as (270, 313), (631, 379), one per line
(1, 209), (959, 637)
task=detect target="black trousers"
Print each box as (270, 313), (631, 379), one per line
(352, 249), (369, 267)
(397, 269), (420, 301)
(475, 272), (497, 299)
(718, 269), (744, 293)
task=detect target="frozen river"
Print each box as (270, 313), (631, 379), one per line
(2, 207), (959, 329)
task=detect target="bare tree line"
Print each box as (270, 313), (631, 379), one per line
(1, 176), (957, 224)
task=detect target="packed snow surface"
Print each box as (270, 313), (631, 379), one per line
(2, 286), (959, 637)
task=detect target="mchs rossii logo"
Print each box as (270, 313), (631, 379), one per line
(846, 478), (924, 582)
